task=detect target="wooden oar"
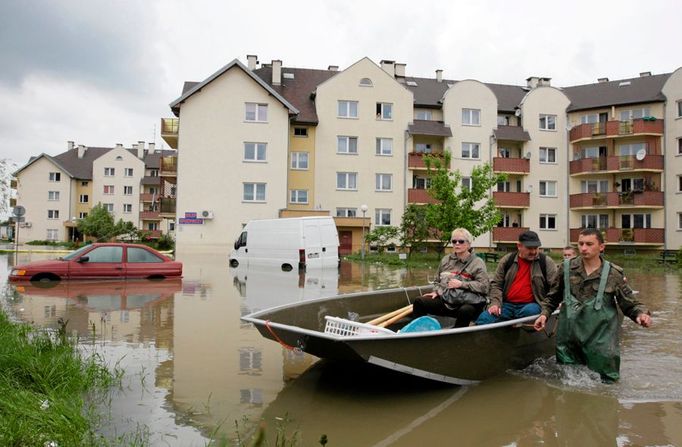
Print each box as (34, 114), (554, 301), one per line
(378, 306), (414, 328)
(366, 304), (413, 326)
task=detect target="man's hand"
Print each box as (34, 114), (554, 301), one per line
(533, 315), (547, 331)
(447, 278), (463, 289)
(636, 313), (652, 328)
(487, 304), (501, 316)
(422, 292), (438, 299)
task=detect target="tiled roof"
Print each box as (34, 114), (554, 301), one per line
(402, 76), (450, 108)
(563, 73), (669, 112)
(408, 120), (452, 137)
(493, 125), (531, 142)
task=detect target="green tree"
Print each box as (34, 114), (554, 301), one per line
(399, 204), (433, 257)
(365, 225), (399, 255)
(423, 151), (506, 252)
(77, 203), (141, 242)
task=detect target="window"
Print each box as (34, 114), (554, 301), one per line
(461, 142), (480, 159)
(127, 247), (163, 263)
(336, 172), (357, 190)
(47, 210), (59, 219)
(498, 148), (511, 158)
(678, 138), (682, 155)
(104, 203), (114, 212)
(147, 222), (159, 231)
(678, 213), (682, 230)
(336, 208), (357, 217)
(376, 138), (393, 156)
(582, 214), (609, 228)
(497, 181), (511, 192)
(48, 191), (60, 201)
(359, 78), (373, 87)
(413, 177), (431, 189)
(244, 142), (267, 161)
(289, 189), (308, 204)
(290, 152), (309, 169)
(376, 102), (393, 120)
(621, 213), (651, 229)
(104, 167), (115, 176)
(245, 103), (268, 122)
(86, 246), (123, 263)
(620, 108), (650, 121)
(243, 183), (266, 202)
(375, 209), (392, 226)
(123, 203), (132, 213)
(581, 114), (599, 124)
(678, 101), (682, 118)
(581, 180), (608, 193)
(104, 185), (114, 195)
(150, 169), (159, 177)
(462, 108), (480, 126)
(78, 212), (88, 219)
(416, 110), (432, 120)
(81, 181), (88, 186)
(293, 127), (308, 137)
(122, 186), (132, 195)
(497, 115), (509, 126)
(337, 136), (358, 154)
(461, 177), (472, 191)
(337, 100), (358, 118)
(47, 229), (58, 241)
(169, 222), (175, 231)
(415, 143), (432, 154)
(125, 168), (133, 177)
(539, 181), (557, 197)
(49, 172), (61, 182)
(618, 142), (647, 157)
(539, 147), (556, 163)
(375, 174), (392, 191)
(679, 175), (682, 193)
(148, 187), (158, 195)
(539, 114), (556, 130)
(539, 214), (556, 230)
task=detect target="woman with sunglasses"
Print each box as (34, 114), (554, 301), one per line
(412, 228), (490, 327)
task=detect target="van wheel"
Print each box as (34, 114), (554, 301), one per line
(281, 264), (293, 272)
(230, 259), (239, 268)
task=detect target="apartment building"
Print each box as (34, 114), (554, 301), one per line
(164, 55), (682, 253)
(13, 141), (177, 243)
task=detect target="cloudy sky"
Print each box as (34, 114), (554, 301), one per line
(1, 0), (680, 166)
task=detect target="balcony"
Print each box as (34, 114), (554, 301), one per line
(493, 157), (530, 174)
(10, 179), (17, 189)
(493, 191), (530, 208)
(493, 226), (529, 243)
(570, 228), (664, 245)
(408, 152), (445, 170)
(159, 197), (176, 216)
(570, 154), (663, 175)
(140, 193), (155, 202)
(144, 230), (162, 239)
(160, 118), (179, 149)
(408, 188), (438, 204)
(569, 191), (663, 209)
(333, 216), (371, 228)
(139, 211), (161, 220)
(10, 198), (16, 207)
(569, 118), (663, 142)
(161, 156), (177, 176)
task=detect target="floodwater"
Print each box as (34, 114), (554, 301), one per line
(2, 250), (682, 446)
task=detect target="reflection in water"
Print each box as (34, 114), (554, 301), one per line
(2, 253), (682, 445)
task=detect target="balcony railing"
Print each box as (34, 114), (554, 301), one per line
(493, 226), (529, 243)
(570, 154), (663, 175)
(492, 191), (530, 207)
(408, 188), (438, 204)
(140, 193), (155, 202)
(161, 156), (177, 174)
(139, 211), (161, 220)
(159, 197), (176, 215)
(569, 191), (663, 208)
(160, 118), (179, 149)
(570, 228), (664, 245)
(492, 157), (530, 174)
(569, 118), (664, 142)
(408, 152), (444, 169)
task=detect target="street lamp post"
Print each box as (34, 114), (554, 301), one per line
(360, 204), (368, 260)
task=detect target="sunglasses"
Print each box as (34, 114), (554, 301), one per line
(451, 239), (468, 244)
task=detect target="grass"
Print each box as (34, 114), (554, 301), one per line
(0, 310), (119, 446)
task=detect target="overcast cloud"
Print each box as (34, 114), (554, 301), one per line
(1, 0), (680, 166)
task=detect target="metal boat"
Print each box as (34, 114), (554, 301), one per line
(241, 286), (558, 385)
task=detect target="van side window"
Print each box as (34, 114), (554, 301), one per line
(237, 232), (247, 248)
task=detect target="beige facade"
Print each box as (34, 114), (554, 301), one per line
(663, 68), (682, 249)
(287, 125), (316, 211)
(174, 64), (292, 252)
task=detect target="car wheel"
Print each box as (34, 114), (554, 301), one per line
(30, 274), (60, 288)
(281, 264), (293, 272)
(229, 259), (239, 268)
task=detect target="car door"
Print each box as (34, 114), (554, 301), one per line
(124, 246), (169, 278)
(68, 245), (125, 279)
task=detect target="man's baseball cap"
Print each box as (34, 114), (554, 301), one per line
(518, 230), (542, 247)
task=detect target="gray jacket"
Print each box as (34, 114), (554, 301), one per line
(433, 251), (490, 297)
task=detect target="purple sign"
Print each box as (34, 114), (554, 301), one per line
(179, 218), (203, 225)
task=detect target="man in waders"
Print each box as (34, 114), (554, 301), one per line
(533, 228), (652, 382)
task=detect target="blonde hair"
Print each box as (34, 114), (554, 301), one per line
(451, 228), (473, 244)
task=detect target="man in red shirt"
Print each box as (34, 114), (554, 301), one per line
(476, 230), (557, 325)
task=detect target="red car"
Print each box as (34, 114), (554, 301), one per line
(9, 243), (182, 282)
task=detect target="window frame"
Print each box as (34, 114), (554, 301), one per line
(336, 208), (357, 217)
(376, 102), (393, 120)
(79, 194), (89, 204)
(103, 203), (114, 212)
(375, 173), (393, 192)
(245, 102), (268, 122)
(243, 183), (266, 202)
(48, 191), (60, 201)
(336, 172), (358, 191)
(123, 186), (133, 195)
(123, 203), (133, 213)
(104, 167), (115, 176)
(337, 136), (358, 154)
(539, 213), (557, 230)
(461, 142), (480, 159)
(462, 108), (481, 126)
(290, 151), (309, 170)
(46, 229), (59, 241)
(539, 180), (557, 197)
(124, 168), (134, 177)
(375, 138), (393, 156)
(47, 209), (60, 219)
(49, 172), (61, 182)
(293, 127), (308, 137)
(539, 114), (557, 131)
(461, 177), (473, 191)
(103, 185), (115, 195)
(375, 208), (392, 226)
(415, 110), (432, 120)
(337, 100), (358, 118)
(243, 142), (267, 162)
(539, 147), (557, 164)
(289, 189), (308, 204)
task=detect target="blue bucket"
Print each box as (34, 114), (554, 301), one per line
(399, 316), (441, 333)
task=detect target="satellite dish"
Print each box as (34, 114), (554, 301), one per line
(514, 109), (522, 117)
(635, 148), (646, 161)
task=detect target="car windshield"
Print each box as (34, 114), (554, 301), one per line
(62, 245), (94, 261)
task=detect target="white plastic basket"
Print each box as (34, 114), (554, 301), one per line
(324, 316), (394, 337)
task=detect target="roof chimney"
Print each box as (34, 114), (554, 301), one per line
(395, 63), (406, 78)
(639, 71), (651, 77)
(328, 65), (339, 71)
(115, 143), (123, 150)
(272, 60), (282, 85)
(436, 69), (443, 83)
(149, 142), (156, 152)
(526, 76), (550, 88)
(380, 60), (395, 77)
(77, 145), (86, 159)
(137, 141), (145, 159)
(247, 54), (258, 70)
(67, 141), (74, 150)
(598, 77), (609, 83)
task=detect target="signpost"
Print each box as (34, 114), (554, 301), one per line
(12, 205), (25, 256)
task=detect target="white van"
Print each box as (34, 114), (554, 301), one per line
(228, 216), (339, 271)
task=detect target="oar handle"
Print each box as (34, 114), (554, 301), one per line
(367, 304), (413, 326)
(378, 306), (413, 328)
